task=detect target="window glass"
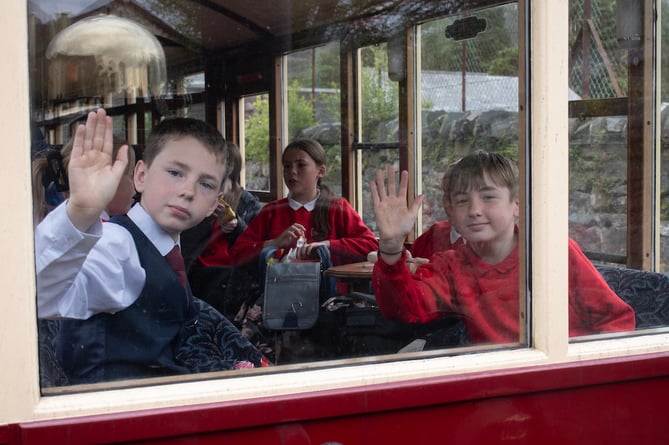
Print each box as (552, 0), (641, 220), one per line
(359, 42), (401, 233)
(568, 0), (630, 265)
(285, 43), (342, 195)
(28, 0), (539, 393)
(660, 0), (669, 272)
(419, 4), (519, 233)
(242, 93), (271, 192)
(568, 0), (664, 337)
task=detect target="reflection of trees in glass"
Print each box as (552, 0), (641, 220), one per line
(287, 80), (318, 141)
(287, 43), (340, 90)
(420, 5), (517, 74)
(245, 94), (270, 164)
(134, 0), (201, 42)
(360, 44), (399, 142)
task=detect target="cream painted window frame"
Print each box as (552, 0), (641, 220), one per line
(2, 0), (668, 425)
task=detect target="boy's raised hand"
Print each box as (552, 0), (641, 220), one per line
(66, 108), (129, 231)
(370, 165), (423, 258)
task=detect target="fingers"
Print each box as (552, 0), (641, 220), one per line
(372, 166), (407, 204)
(410, 194), (425, 215)
(386, 164), (396, 196)
(79, 109), (112, 154)
(70, 123), (87, 159)
(111, 144), (130, 179)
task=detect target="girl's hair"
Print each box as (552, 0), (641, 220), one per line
(222, 141), (243, 209)
(283, 139), (334, 238)
(32, 134), (134, 222)
(143, 117), (227, 178)
(448, 150), (519, 200)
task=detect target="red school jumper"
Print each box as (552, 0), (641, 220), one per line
(410, 220), (463, 259)
(231, 197), (378, 266)
(373, 238), (636, 344)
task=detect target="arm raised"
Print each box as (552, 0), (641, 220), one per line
(370, 165), (423, 263)
(66, 109), (129, 231)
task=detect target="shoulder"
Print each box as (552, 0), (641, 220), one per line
(259, 198), (286, 212)
(567, 237), (588, 257)
(330, 196), (355, 212)
(240, 189), (260, 204)
(433, 220), (452, 231)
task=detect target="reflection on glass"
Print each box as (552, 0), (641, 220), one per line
(419, 3), (519, 233)
(567, 0), (664, 337)
(360, 42), (399, 144)
(46, 15), (167, 101)
(660, 0), (669, 273)
(243, 93), (271, 192)
(286, 43), (342, 196)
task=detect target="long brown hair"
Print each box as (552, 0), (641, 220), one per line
(283, 139), (334, 238)
(31, 135), (134, 222)
(222, 141), (243, 210)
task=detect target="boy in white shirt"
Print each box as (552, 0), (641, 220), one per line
(35, 109), (262, 383)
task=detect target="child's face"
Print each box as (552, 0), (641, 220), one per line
(449, 172), (518, 246)
(282, 148), (325, 202)
(134, 136), (224, 240)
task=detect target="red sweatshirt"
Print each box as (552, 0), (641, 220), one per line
(373, 238), (635, 344)
(410, 220), (463, 259)
(231, 197), (378, 266)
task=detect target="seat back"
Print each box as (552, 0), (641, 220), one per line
(596, 265), (669, 329)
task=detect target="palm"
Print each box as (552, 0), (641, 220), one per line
(66, 109), (128, 229)
(371, 166), (423, 243)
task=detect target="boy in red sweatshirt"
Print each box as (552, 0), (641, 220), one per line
(371, 150), (635, 344)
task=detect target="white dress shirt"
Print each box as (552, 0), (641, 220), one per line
(35, 202), (178, 320)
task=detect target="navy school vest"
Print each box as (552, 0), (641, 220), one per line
(57, 215), (198, 384)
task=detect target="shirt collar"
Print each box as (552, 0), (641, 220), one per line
(288, 193), (318, 211)
(450, 226), (462, 244)
(128, 204), (179, 255)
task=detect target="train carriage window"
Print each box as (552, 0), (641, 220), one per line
(660, 0), (669, 274)
(285, 43), (343, 195)
(28, 0), (666, 395)
(567, 0), (669, 337)
(242, 92), (271, 192)
(358, 42), (401, 233)
(28, 0), (535, 393)
(418, 4), (520, 234)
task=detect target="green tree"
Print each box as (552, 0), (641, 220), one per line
(244, 94), (270, 164)
(360, 44), (399, 142)
(287, 79), (316, 141)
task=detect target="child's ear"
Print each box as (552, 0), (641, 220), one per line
(513, 196), (520, 219)
(133, 160), (147, 193)
(318, 164), (326, 178)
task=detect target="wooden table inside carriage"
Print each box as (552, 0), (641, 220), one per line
(325, 260), (418, 295)
(325, 261), (375, 294)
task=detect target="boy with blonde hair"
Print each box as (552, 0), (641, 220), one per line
(370, 150), (635, 343)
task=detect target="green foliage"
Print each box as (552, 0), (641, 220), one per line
(244, 94), (270, 164)
(287, 79), (316, 141)
(360, 44), (399, 142)
(320, 81), (341, 122)
(420, 4), (516, 74)
(488, 47), (518, 76)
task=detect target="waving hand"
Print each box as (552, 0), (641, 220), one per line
(66, 109), (129, 231)
(370, 165), (423, 261)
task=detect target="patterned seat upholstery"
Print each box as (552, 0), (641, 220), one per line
(596, 265), (669, 329)
(38, 297), (262, 387)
